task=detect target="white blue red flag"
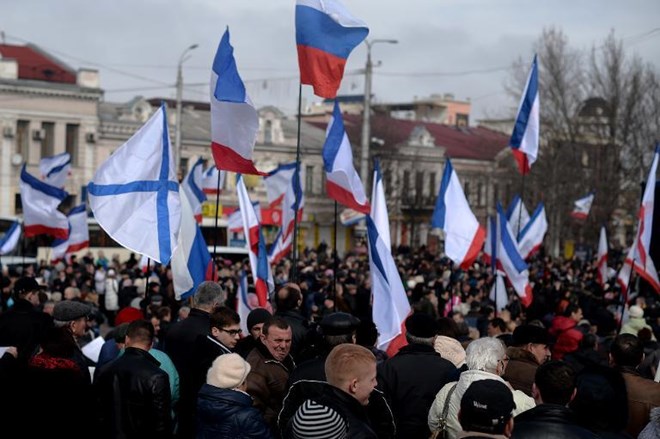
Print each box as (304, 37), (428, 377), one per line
(237, 175), (274, 307)
(171, 190), (215, 300)
(367, 161), (410, 356)
(282, 164), (305, 242)
(597, 225), (608, 287)
(88, 104), (181, 264)
(506, 195), (530, 238)
(228, 202), (261, 234)
(295, 0), (369, 98)
(52, 204), (90, 261)
(322, 101), (370, 213)
(571, 192), (595, 220)
(264, 163), (297, 208)
(617, 147), (660, 294)
(268, 228), (292, 265)
(0, 221), (21, 256)
(496, 204), (533, 307)
(517, 203), (547, 259)
(431, 158), (485, 269)
(181, 158), (207, 223)
(201, 165), (225, 195)
(210, 28), (264, 175)
(19, 164), (69, 239)
(489, 273), (508, 312)
(509, 55), (539, 175)
(236, 271), (253, 335)
(39, 152), (71, 188)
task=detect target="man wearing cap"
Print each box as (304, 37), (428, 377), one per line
(378, 312), (458, 439)
(457, 380), (516, 438)
(53, 299), (94, 384)
(235, 308), (272, 358)
(0, 277), (53, 366)
(503, 324), (551, 397)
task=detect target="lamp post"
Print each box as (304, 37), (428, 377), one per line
(174, 43), (199, 178)
(359, 38), (398, 186)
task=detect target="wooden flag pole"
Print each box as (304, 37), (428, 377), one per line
(291, 83), (303, 282)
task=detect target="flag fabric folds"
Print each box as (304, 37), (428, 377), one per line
(571, 192), (595, 220)
(295, 0), (369, 99)
(617, 148), (660, 294)
(506, 195), (530, 238)
(322, 101), (370, 213)
(0, 221), (21, 255)
(264, 163), (297, 208)
(39, 152), (71, 188)
(509, 55), (539, 175)
(268, 228), (292, 265)
(87, 104), (181, 264)
(596, 226), (608, 287)
(201, 166), (225, 195)
(181, 158), (207, 223)
(19, 164), (69, 239)
(489, 273), (507, 312)
(282, 164), (304, 242)
(496, 204), (533, 307)
(236, 272), (253, 335)
(210, 28), (264, 175)
(367, 163), (410, 355)
(237, 175), (274, 307)
(431, 158), (485, 269)
(483, 215), (497, 267)
(228, 202), (261, 234)
(517, 203), (547, 259)
(51, 204), (89, 260)
(171, 191), (215, 300)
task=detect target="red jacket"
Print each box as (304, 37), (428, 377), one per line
(550, 316), (583, 360)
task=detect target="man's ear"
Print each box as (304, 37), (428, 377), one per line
(531, 383), (541, 402)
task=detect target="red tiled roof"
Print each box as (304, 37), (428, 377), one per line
(309, 113), (509, 161)
(0, 44), (76, 84)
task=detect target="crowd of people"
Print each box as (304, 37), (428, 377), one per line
(0, 243), (659, 438)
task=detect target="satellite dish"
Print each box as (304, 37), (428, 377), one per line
(11, 153), (22, 166)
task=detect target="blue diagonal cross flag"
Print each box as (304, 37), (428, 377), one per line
(87, 104), (181, 264)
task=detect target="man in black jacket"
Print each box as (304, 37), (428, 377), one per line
(274, 282), (309, 361)
(96, 320), (172, 439)
(377, 312), (458, 439)
(512, 360), (599, 438)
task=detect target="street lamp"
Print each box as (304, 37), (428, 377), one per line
(174, 43), (199, 178)
(359, 38), (398, 186)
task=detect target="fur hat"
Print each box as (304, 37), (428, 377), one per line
(207, 353), (251, 389)
(434, 335), (466, 367)
(512, 324), (549, 346)
(405, 313), (438, 338)
(53, 300), (91, 322)
(629, 305), (644, 319)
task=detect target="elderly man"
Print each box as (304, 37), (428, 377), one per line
(246, 316), (295, 431)
(428, 337), (535, 439)
(503, 324), (551, 396)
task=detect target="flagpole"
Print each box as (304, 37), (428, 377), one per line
(333, 201), (338, 312)
(517, 173), (526, 238)
(291, 83), (303, 282)
(212, 170), (222, 278)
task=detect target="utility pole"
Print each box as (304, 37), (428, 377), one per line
(174, 43), (198, 179)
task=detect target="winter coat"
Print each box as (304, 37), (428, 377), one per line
(502, 346), (540, 397)
(196, 384), (272, 439)
(511, 403), (600, 439)
(619, 367), (660, 437)
(638, 407), (660, 439)
(0, 298), (53, 365)
(428, 369), (535, 439)
(620, 317), (656, 341)
(549, 316), (582, 360)
(378, 343), (458, 439)
(104, 278), (119, 312)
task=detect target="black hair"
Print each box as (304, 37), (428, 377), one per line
(535, 360), (575, 405)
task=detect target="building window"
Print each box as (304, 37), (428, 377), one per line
(305, 165), (314, 195)
(65, 124), (79, 166)
(16, 120), (29, 160)
(493, 183), (499, 207)
(403, 170), (410, 193)
(478, 181), (487, 207)
(15, 193), (22, 215)
(41, 122), (55, 158)
(429, 172), (437, 198)
(456, 113), (469, 127)
(264, 120), (273, 145)
(321, 171), (327, 194)
(464, 181), (471, 204)
(415, 171), (424, 202)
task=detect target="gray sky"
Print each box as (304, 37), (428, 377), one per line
(3, 0), (659, 122)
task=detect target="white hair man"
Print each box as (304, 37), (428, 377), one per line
(428, 337), (535, 439)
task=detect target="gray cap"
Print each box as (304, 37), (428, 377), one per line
(320, 312), (360, 336)
(53, 300), (91, 322)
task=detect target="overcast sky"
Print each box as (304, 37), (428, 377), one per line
(3, 0), (659, 122)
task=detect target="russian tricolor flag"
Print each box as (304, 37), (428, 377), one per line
(171, 190), (215, 300)
(19, 164), (69, 240)
(237, 175), (274, 307)
(39, 152), (71, 188)
(322, 101), (370, 214)
(431, 158), (485, 269)
(295, 0), (369, 98)
(0, 221), (21, 256)
(181, 158), (207, 223)
(210, 28), (264, 175)
(509, 55), (539, 175)
(52, 204), (90, 261)
(517, 203), (547, 259)
(496, 204), (533, 307)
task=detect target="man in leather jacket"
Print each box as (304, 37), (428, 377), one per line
(512, 361), (599, 438)
(96, 320), (172, 439)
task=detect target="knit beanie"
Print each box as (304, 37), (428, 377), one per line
(434, 335), (466, 367)
(629, 305), (644, 319)
(207, 353), (251, 389)
(247, 308), (272, 332)
(292, 399), (348, 439)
